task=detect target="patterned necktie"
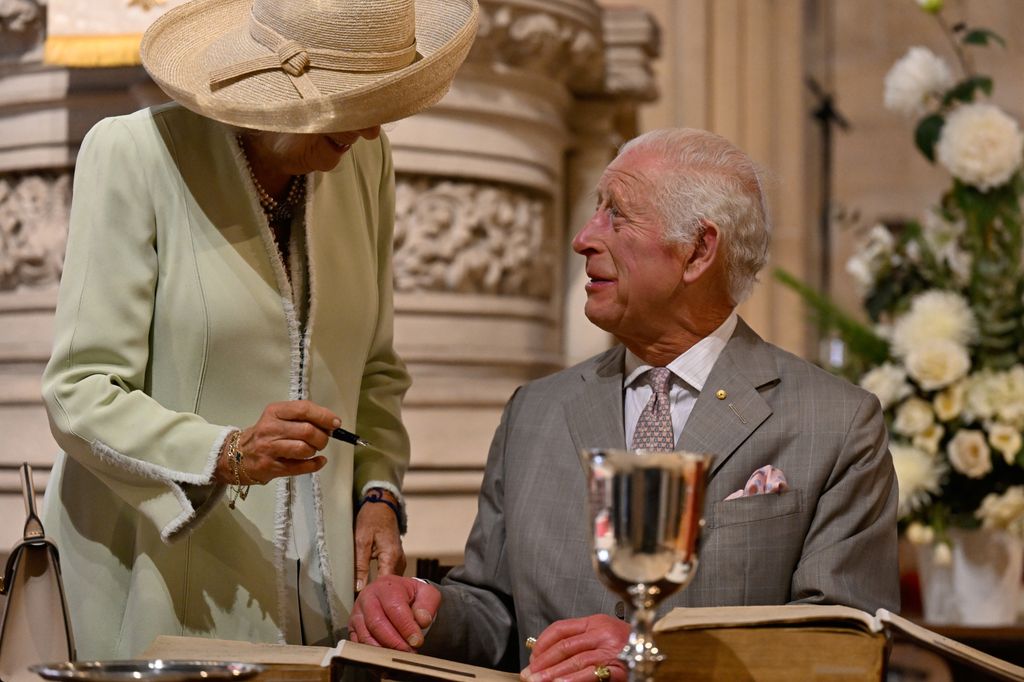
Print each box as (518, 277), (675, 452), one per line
(630, 367), (675, 451)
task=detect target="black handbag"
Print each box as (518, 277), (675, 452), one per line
(0, 463), (75, 681)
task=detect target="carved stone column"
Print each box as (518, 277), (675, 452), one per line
(390, 0), (605, 559)
(392, 0), (659, 560)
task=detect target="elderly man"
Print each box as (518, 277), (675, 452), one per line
(348, 129), (898, 680)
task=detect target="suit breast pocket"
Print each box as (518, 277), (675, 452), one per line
(708, 488), (804, 528)
(694, 490), (807, 605)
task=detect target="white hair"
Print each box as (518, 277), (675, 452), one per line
(618, 128), (771, 304)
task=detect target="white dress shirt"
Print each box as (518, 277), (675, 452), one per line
(623, 312), (738, 447)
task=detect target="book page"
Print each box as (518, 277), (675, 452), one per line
(654, 605), (881, 633)
(144, 635), (519, 682)
(878, 610), (1024, 681)
(143, 635), (331, 664)
(322, 640), (520, 681)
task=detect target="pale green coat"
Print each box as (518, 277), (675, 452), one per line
(41, 104), (410, 658)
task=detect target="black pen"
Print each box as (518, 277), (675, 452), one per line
(331, 427), (372, 448)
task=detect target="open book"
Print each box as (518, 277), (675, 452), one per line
(654, 605), (1024, 681)
(144, 635), (518, 682)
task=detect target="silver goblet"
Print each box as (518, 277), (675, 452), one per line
(585, 448), (713, 682)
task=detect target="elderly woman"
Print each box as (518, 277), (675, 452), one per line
(40, 0), (477, 659)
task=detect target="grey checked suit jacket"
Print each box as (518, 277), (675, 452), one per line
(421, 318), (899, 670)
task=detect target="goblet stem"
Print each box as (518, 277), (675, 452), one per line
(618, 593), (664, 682)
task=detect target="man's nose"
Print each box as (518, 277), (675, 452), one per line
(572, 212), (603, 254)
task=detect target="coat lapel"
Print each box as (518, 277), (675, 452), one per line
(678, 318), (778, 479)
(565, 346), (627, 473)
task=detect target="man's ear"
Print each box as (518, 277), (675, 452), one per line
(682, 219), (720, 283)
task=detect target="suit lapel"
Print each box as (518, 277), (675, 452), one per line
(678, 318), (778, 479)
(565, 346), (627, 473)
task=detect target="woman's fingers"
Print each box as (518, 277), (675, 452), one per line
(244, 454), (326, 484)
(231, 400), (344, 484)
(269, 400), (341, 431)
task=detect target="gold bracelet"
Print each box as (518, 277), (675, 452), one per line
(226, 431), (250, 509)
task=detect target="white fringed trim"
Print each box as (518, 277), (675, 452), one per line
(297, 174), (345, 637)
(310, 470), (344, 640)
(273, 476), (293, 644)
(230, 132), (307, 641)
(91, 428), (232, 543)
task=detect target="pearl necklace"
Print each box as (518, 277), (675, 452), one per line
(237, 135), (305, 224)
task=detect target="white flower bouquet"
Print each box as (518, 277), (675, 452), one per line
(780, 2), (1024, 558)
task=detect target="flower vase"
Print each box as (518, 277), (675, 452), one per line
(916, 528), (1023, 626)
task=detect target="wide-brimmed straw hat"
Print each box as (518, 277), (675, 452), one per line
(140, 0), (478, 133)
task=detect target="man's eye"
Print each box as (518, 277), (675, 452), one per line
(607, 205), (620, 219)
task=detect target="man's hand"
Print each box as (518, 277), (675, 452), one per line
(354, 489), (405, 592)
(520, 615), (629, 682)
(348, 575), (440, 652)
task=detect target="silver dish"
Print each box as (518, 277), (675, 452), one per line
(29, 660), (264, 682)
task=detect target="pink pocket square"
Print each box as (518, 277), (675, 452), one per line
(724, 465), (788, 501)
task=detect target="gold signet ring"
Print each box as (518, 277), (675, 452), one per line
(593, 665), (611, 681)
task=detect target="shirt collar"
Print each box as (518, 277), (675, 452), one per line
(623, 312), (738, 391)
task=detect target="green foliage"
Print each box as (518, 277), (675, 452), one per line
(772, 268), (889, 370)
(941, 76), (993, 106)
(962, 28), (1005, 48)
(914, 114), (945, 162)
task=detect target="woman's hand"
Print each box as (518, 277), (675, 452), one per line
(354, 489), (406, 592)
(216, 400), (340, 485)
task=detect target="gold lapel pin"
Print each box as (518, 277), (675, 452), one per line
(715, 389), (727, 400)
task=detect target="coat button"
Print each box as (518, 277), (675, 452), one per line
(615, 601), (626, 619)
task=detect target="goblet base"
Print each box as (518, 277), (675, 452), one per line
(617, 603), (663, 682)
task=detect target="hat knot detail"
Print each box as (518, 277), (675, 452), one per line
(277, 42), (310, 77)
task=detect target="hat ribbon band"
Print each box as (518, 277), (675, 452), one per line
(208, 13), (417, 98)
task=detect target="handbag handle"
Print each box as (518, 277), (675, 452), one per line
(19, 463), (44, 540)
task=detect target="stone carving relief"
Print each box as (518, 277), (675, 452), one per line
(394, 176), (552, 299)
(0, 0), (44, 59)
(0, 172), (71, 291)
(469, 1), (603, 91)
(0, 0), (42, 32)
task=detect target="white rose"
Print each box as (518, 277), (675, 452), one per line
(944, 245), (973, 287)
(884, 47), (954, 117)
(947, 429), (993, 478)
(987, 422), (1022, 465)
(846, 224), (895, 293)
(860, 363), (913, 411)
(913, 423), (945, 455)
(936, 103), (1024, 191)
(905, 339), (971, 390)
(933, 542), (953, 566)
(966, 367), (1024, 427)
(906, 522), (935, 545)
(965, 371), (1000, 421)
(995, 365), (1024, 428)
(891, 290), (976, 359)
(894, 397), (935, 436)
(922, 209), (964, 253)
(891, 443), (946, 518)
(975, 486), (1024, 539)
(933, 381), (966, 421)
(846, 255), (876, 292)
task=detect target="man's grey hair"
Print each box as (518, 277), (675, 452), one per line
(618, 128), (771, 305)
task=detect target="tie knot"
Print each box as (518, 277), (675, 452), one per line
(647, 367), (672, 395)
